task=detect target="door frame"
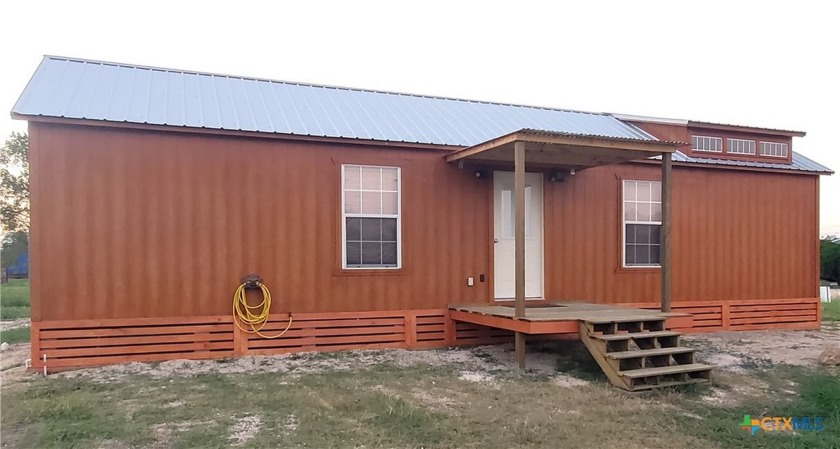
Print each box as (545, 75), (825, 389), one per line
(489, 170), (545, 302)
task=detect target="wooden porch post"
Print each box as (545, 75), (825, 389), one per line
(514, 141), (527, 369)
(660, 152), (672, 312)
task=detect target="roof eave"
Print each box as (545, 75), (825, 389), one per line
(688, 120), (806, 137)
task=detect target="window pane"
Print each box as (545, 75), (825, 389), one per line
(636, 225), (650, 244)
(362, 191), (381, 214)
(650, 225), (661, 244)
(346, 218), (361, 241)
(382, 218), (397, 241)
(361, 167), (381, 190)
(361, 218), (382, 241)
(382, 192), (398, 214)
(382, 242), (397, 265)
(626, 224), (637, 244)
(625, 244), (636, 264)
(382, 168), (399, 191)
(651, 185), (661, 202)
(345, 190), (362, 213)
(650, 245), (661, 264)
(624, 202), (637, 221)
(346, 242), (361, 265)
(638, 183), (651, 201)
(362, 242), (382, 265)
(345, 166), (361, 189)
(638, 203), (651, 221)
(651, 203), (662, 222)
(624, 181), (636, 200)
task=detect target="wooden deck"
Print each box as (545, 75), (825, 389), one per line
(449, 302), (694, 335)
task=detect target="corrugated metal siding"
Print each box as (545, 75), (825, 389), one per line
(30, 123), (492, 320)
(31, 123), (820, 320)
(14, 56), (654, 146)
(544, 164), (819, 303)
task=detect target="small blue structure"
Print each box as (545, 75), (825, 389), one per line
(5, 253), (29, 278)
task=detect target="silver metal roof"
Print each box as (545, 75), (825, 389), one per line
(670, 151), (833, 174)
(12, 56), (654, 146)
(12, 56), (832, 174)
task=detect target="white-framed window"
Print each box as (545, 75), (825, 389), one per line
(727, 138), (756, 155)
(691, 135), (723, 153)
(341, 165), (401, 269)
(760, 141), (788, 158)
(623, 180), (662, 267)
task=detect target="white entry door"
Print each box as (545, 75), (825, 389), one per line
(493, 171), (544, 300)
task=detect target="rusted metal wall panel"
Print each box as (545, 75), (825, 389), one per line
(30, 123), (492, 320)
(544, 163), (819, 303)
(31, 123), (820, 321)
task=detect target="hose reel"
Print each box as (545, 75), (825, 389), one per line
(232, 274), (293, 338)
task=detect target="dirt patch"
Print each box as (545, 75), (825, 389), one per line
(683, 325), (840, 372)
(55, 342), (589, 386)
(228, 415), (262, 446)
(0, 318), (30, 331)
(458, 370), (494, 383)
(0, 342), (32, 387)
(552, 374), (590, 388)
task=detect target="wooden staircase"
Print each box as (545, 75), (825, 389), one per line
(578, 316), (712, 391)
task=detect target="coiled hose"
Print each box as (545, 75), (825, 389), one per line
(232, 281), (293, 338)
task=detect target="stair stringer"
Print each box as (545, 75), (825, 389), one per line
(578, 321), (633, 391)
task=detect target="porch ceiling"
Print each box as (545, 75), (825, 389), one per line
(445, 129), (680, 170)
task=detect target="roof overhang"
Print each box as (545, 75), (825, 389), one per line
(445, 129), (680, 170)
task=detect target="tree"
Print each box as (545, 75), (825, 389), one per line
(0, 132), (29, 233)
(821, 236), (840, 283)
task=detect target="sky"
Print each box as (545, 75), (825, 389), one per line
(1, 0), (837, 235)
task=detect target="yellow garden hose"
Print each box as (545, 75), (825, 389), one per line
(232, 280), (293, 338)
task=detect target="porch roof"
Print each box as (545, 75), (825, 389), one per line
(444, 128), (680, 170)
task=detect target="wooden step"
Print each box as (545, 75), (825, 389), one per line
(591, 330), (681, 341)
(584, 316), (666, 324)
(620, 363), (713, 379)
(605, 347), (694, 359)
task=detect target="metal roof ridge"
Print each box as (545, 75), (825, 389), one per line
(40, 55), (612, 118)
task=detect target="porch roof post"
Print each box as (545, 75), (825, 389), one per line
(660, 151), (673, 312)
(514, 141), (527, 369)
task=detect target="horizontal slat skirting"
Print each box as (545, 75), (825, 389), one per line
(40, 324), (232, 339)
(244, 325), (406, 340)
(31, 300), (820, 372)
(40, 332), (233, 349)
(45, 341), (234, 358)
(246, 342), (407, 356)
(34, 350), (234, 369)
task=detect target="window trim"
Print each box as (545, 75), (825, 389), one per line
(759, 141), (789, 158)
(341, 164), (402, 270)
(621, 179), (662, 269)
(691, 135), (723, 153)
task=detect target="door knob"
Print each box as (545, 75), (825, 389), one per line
(494, 238), (499, 243)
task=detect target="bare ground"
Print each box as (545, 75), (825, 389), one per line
(0, 318), (30, 331)
(1, 323), (836, 388)
(2, 325), (839, 448)
(683, 322), (840, 372)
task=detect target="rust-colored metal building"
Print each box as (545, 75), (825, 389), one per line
(12, 57), (832, 371)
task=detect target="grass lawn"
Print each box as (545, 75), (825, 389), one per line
(0, 326), (30, 344)
(0, 278), (30, 320)
(824, 300), (840, 321)
(1, 348), (838, 449)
